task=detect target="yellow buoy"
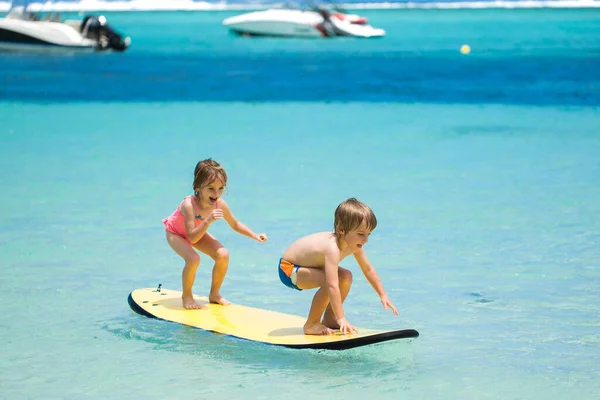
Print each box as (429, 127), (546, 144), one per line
(460, 44), (471, 55)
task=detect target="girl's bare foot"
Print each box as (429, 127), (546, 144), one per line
(182, 296), (204, 310)
(304, 322), (334, 335)
(209, 294), (231, 306)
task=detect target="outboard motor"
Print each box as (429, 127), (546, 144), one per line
(314, 7), (336, 38)
(81, 15), (131, 52)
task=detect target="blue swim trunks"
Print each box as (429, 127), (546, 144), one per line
(278, 258), (303, 291)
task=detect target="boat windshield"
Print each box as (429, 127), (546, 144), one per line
(7, 0), (41, 21)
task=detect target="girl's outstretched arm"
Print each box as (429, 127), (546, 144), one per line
(220, 199), (268, 242)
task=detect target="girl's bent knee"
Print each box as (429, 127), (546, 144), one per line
(186, 253), (201, 267)
(215, 247), (230, 261)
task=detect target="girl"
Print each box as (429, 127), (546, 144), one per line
(163, 158), (268, 309)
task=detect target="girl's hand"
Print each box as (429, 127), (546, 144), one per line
(381, 295), (399, 315)
(254, 233), (268, 243)
(206, 208), (224, 224)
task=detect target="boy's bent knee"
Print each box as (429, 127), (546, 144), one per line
(339, 268), (353, 284)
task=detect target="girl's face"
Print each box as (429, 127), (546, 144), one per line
(198, 179), (225, 206)
(341, 220), (371, 252)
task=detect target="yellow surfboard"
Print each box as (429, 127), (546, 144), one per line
(128, 286), (419, 350)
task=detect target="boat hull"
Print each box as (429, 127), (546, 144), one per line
(0, 19), (97, 50)
(224, 9), (325, 38)
(0, 13), (130, 53)
(223, 9), (385, 39)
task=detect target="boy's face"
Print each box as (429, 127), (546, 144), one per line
(343, 220), (372, 251)
(199, 179), (225, 205)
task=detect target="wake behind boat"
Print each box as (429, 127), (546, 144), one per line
(0, 3), (131, 53)
(223, 5), (385, 38)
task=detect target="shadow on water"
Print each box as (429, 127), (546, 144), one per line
(468, 292), (495, 304)
(101, 312), (419, 380)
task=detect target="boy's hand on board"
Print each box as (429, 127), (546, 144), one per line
(337, 317), (358, 335)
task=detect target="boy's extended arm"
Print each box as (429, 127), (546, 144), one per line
(355, 250), (399, 315)
(354, 249), (387, 297)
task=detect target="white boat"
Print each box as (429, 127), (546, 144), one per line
(222, 5), (385, 39)
(0, 3), (131, 52)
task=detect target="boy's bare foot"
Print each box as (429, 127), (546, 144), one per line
(304, 322), (334, 335)
(209, 294), (231, 306)
(182, 296), (204, 310)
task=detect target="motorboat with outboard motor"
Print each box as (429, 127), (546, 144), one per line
(0, 4), (131, 52)
(222, 4), (385, 38)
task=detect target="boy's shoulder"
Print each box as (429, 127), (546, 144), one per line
(294, 232), (331, 246)
(303, 231), (334, 242)
(308, 232), (339, 253)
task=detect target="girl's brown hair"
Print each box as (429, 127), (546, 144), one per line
(193, 158), (227, 194)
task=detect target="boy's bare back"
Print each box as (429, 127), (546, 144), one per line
(282, 232), (351, 268)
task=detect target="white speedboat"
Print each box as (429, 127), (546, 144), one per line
(0, 5), (131, 52)
(223, 6), (385, 39)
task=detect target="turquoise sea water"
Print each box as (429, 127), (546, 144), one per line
(1, 8), (600, 400)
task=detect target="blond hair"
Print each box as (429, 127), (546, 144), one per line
(334, 198), (377, 237)
(193, 158), (227, 194)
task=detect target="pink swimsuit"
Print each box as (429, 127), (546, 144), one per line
(163, 195), (202, 244)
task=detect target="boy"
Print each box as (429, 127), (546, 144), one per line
(278, 198), (398, 335)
